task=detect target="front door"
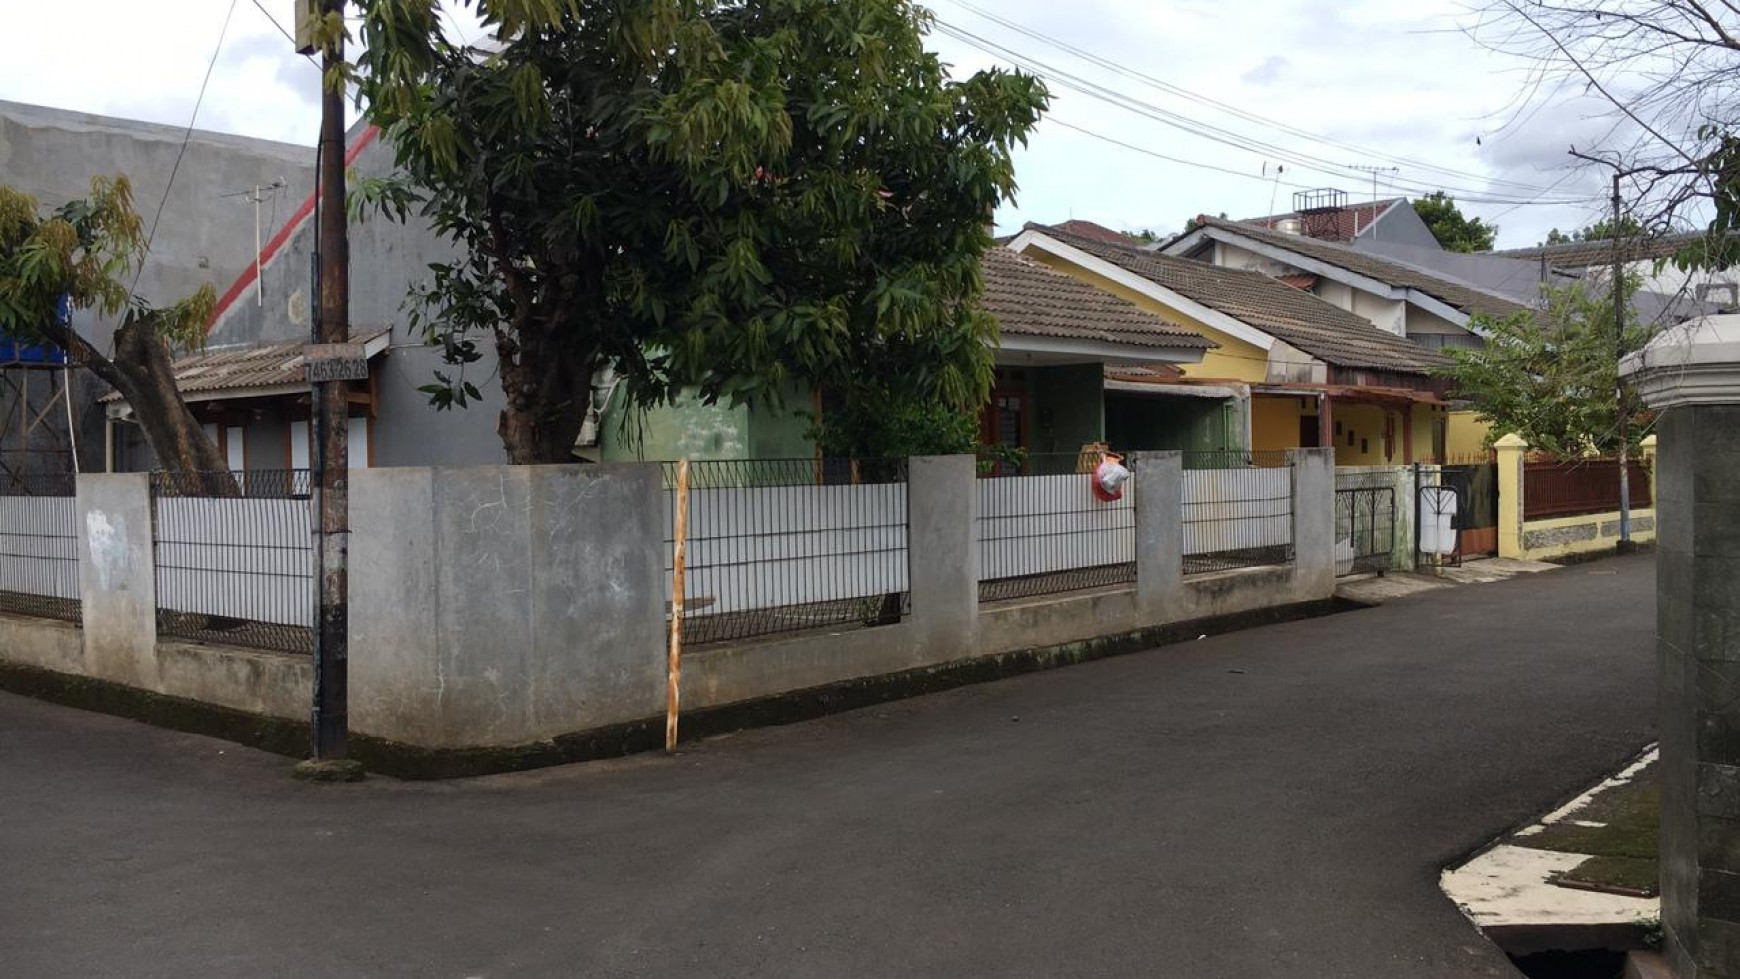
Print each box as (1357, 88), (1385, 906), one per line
(979, 382), (1027, 475)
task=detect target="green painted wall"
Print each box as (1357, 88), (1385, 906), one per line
(598, 392), (751, 462)
(748, 381), (817, 459)
(595, 382), (817, 463)
(1105, 395), (1242, 454)
(1030, 364), (1105, 454)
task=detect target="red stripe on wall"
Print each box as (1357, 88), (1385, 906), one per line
(205, 125), (381, 333)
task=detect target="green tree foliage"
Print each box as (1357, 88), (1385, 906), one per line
(350, 0), (1047, 463)
(0, 176), (226, 473)
(1412, 192), (1497, 253)
(1541, 215), (1648, 247)
(1439, 279), (1650, 456)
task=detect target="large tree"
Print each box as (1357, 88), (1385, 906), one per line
(1412, 191), (1498, 253)
(1439, 278), (1651, 456)
(348, 0), (1047, 463)
(0, 176), (225, 473)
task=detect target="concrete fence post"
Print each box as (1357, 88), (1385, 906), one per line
(1494, 433), (1527, 560)
(1287, 448), (1335, 600)
(74, 472), (158, 688)
(1624, 315), (1740, 978)
(1135, 451), (1183, 623)
(907, 455), (977, 660)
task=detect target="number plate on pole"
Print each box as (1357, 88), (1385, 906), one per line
(304, 343), (369, 382)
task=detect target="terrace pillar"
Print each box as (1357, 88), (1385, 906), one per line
(1135, 451), (1184, 623)
(1623, 315), (1740, 979)
(1494, 433), (1527, 560)
(74, 473), (158, 689)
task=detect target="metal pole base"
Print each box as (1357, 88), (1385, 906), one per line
(291, 758), (366, 783)
(1615, 539), (1640, 556)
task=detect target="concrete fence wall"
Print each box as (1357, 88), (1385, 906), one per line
(0, 450), (1339, 753)
(1496, 435), (1658, 562)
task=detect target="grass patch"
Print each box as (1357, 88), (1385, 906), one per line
(1522, 762), (1658, 861)
(1550, 855), (1659, 898)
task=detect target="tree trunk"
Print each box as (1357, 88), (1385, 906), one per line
(45, 312), (230, 478)
(494, 323), (589, 465)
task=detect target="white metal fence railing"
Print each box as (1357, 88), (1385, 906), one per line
(1182, 451), (1294, 574)
(0, 473), (81, 622)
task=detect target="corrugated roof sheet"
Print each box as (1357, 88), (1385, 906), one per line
(1491, 231), (1704, 269)
(981, 247), (1213, 351)
(1193, 216), (1532, 321)
(1032, 224), (1454, 375)
(100, 329), (390, 402)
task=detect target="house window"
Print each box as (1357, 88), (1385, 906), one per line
(291, 418), (371, 470)
(201, 422), (246, 471)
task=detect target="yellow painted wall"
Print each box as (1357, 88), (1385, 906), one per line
(1023, 250), (1271, 383)
(1251, 396), (1302, 453)
(1447, 411), (1492, 459)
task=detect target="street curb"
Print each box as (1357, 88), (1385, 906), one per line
(0, 597), (1360, 780)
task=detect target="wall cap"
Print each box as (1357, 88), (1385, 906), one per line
(1494, 433), (1528, 449)
(1622, 313), (1740, 409)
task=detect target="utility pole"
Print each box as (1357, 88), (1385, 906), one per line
(294, 0), (363, 781)
(1611, 171), (1634, 554)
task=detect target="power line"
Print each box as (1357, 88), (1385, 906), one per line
(934, 21), (1597, 208)
(937, 0), (1568, 197)
(131, 0), (241, 297)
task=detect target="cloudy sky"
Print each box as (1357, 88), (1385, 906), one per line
(4, 0), (1637, 248)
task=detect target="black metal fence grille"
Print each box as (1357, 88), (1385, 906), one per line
(0, 472), (81, 622)
(977, 452), (1136, 603)
(150, 470), (314, 654)
(1335, 485), (1395, 577)
(663, 459), (909, 647)
(1182, 451), (1294, 574)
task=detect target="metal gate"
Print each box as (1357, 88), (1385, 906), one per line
(1334, 485), (1395, 577)
(1416, 467), (1465, 569)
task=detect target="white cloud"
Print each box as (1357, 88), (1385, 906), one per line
(0, 0), (1638, 249)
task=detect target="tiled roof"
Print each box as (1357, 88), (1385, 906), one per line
(1030, 224), (1453, 375)
(1491, 231), (1704, 269)
(1237, 199), (1403, 243)
(980, 247), (1213, 351)
(1049, 219), (1144, 245)
(1191, 217), (1532, 320)
(1105, 363), (1186, 384)
(99, 329), (390, 402)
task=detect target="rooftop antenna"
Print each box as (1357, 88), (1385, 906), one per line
(1264, 162), (1286, 215)
(221, 178), (289, 306)
(1350, 164), (1400, 203)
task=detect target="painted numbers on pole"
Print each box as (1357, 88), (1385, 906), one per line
(304, 343), (368, 382)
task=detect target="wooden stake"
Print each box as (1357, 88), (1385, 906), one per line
(666, 458), (690, 753)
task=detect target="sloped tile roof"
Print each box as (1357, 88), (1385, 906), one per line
(99, 329), (390, 402)
(1491, 231), (1703, 269)
(1031, 224), (1453, 375)
(1050, 219), (1142, 245)
(1192, 216), (1532, 321)
(1236, 199), (1403, 243)
(981, 247), (1212, 351)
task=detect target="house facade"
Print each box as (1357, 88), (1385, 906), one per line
(1012, 224), (1455, 466)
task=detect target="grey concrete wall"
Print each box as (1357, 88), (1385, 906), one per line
(1655, 406), (1740, 978)
(347, 464), (666, 748)
(1, 100), (317, 472)
(199, 127), (510, 471)
(5, 455), (1345, 755)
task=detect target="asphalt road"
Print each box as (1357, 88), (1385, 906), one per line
(0, 555), (1656, 978)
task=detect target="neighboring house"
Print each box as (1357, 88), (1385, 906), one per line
(1232, 192), (1440, 249)
(1012, 223), (1456, 466)
(1492, 232), (1740, 312)
(0, 99), (316, 474)
(101, 123), (1213, 472)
